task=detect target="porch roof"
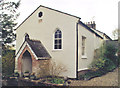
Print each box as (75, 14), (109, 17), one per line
(26, 39), (51, 58)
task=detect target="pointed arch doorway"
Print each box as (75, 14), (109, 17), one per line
(21, 50), (32, 74)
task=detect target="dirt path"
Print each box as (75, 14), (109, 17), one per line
(69, 68), (118, 86)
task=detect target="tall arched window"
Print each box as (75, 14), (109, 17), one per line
(54, 29), (62, 49)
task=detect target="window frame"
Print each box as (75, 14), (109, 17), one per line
(53, 29), (63, 51)
(82, 36), (86, 56)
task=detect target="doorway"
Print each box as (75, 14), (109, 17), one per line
(21, 50), (32, 74)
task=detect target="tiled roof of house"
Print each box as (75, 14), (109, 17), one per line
(26, 39), (51, 58)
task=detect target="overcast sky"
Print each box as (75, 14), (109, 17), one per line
(14, 0), (119, 39)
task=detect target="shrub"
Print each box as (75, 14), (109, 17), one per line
(103, 58), (116, 72)
(104, 44), (118, 66)
(90, 57), (116, 72)
(2, 50), (15, 77)
(86, 43), (118, 80)
(90, 58), (106, 71)
(49, 77), (64, 84)
(90, 43), (117, 70)
(49, 60), (67, 77)
(78, 70), (103, 80)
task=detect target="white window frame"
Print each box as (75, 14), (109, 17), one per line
(53, 29), (63, 51)
(81, 36), (87, 58)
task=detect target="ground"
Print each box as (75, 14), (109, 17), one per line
(69, 68), (118, 86)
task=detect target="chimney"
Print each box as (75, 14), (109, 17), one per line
(85, 21), (96, 29)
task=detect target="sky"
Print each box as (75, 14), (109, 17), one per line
(14, 0), (119, 39)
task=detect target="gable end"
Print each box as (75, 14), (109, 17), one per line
(15, 5), (81, 30)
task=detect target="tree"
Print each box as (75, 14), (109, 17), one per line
(0, 0), (20, 46)
(112, 29), (118, 40)
(2, 50), (15, 76)
(0, 0), (20, 77)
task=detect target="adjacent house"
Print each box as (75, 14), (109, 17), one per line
(15, 5), (111, 78)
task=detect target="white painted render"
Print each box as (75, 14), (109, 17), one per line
(78, 24), (103, 71)
(16, 6), (108, 78)
(16, 6), (79, 78)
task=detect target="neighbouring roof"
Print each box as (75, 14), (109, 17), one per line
(91, 28), (112, 40)
(79, 21), (112, 40)
(79, 21), (103, 39)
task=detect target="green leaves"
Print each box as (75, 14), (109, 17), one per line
(90, 43), (118, 71)
(0, 0), (20, 45)
(2, 50), (15, 76)
(50, 78), (64, 84)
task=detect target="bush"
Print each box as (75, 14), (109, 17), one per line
(2, 50), (15, 77)
(104, 44), (118, 66)
(49, 60), (67, 77)
(90, 57), (116, 72)
(85, 43), (118, 80)
(90, 58), (106, 71)
(103, 58), (116, 72)
(90, 43), (117, 70)
(49, 77), (64, 84)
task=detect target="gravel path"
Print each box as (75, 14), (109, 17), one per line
(69, 68), (118, 86)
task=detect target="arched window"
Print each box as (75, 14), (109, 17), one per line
(54, 29), (62, 49)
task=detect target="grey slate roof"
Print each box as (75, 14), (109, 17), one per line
(26, 39), (51, 58)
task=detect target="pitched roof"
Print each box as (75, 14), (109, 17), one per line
(79, 21), (112, 40)
(26, 39), (51, 58)
(15, 5), (81, 30)
(91, 28), (112, 40)
(16, 37), (51, 59)
(79, 21), (103, 39)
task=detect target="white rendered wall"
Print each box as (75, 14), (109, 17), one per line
(16, 6), (79, 78)
(78, 24), (103, 71)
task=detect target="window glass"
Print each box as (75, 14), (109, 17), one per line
(82, 36), (86, 55)
(54, 29), (62, 49)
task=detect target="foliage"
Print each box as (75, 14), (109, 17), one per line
(36, 60), (67, 79)
(90, 43), (117, 70)
(0, 0), (20, 45)
(49, 60), (67, 77)
(2, 49), (15, 76)
(79, 59), (116, 80)
(50, 78), (64, 84)
(47, 77), (64, 84)
(83, 43), (118, 80)
(103, 58), (116, 71)
(104, 44), (118, 66)
(118, 49), (120, 67)
(112, 29), (118, 40)
(90, 58), (105, 71)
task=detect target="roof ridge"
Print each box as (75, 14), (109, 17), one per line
(30, 39), (41, 42)
(15, 5), (81, 30)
